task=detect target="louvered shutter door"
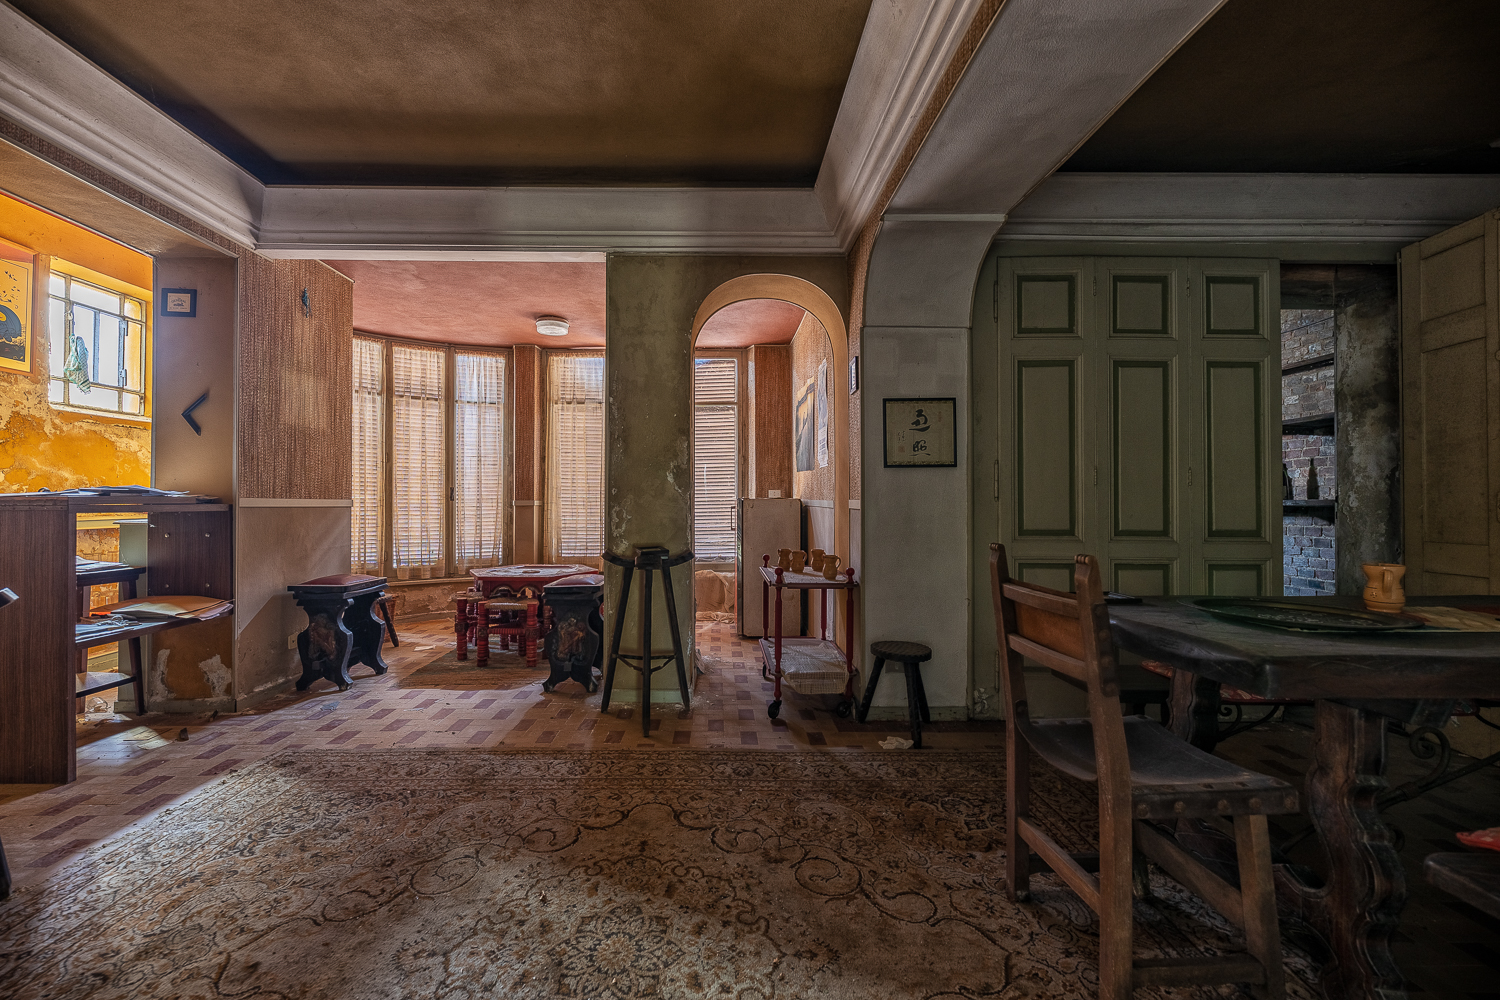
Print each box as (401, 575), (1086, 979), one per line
(693, 358), (739, 560)
(392, 344), (446, 579)
(351, 337), (384, 574)
(454, 352), (507, 570)
(546, 354), (606, 561)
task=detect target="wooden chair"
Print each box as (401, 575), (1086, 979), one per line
(990, 544), (1298, 1000)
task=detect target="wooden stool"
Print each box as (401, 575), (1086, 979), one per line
(857, 640), (932, 748)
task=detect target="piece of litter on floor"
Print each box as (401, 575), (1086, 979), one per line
(176, 728), (189, 741)
(878, 736), (914, 750)
(415, 645), (436, 651)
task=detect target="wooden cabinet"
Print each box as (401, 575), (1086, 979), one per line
(0, 493), (232, 784)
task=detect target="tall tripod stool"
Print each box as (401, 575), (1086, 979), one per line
(601, 546), (695, 736)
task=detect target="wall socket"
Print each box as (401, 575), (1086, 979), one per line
(287, 632), (299, 650)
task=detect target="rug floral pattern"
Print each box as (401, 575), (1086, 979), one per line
(0, 750), (1318, 999)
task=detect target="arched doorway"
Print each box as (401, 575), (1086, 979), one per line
(689, 275), (851, 567)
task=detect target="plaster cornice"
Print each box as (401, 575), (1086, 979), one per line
(1003, 173), (1500, 243)
(815, 0), (991, 249)
(0, 2), (261, 246)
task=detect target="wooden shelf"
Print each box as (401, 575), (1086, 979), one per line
(1283, 414), (1335, 435)
(758, 566), (856, 590)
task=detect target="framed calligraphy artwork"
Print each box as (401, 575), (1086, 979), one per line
(883, 397), (956, 467)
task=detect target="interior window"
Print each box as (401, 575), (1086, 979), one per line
(546, 353), (605, 562)
(47, 265), (149, 418)
(693, 356), (739, 561)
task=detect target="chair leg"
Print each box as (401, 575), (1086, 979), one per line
(128, 636), (146, 714)
(1096, 814), (1136, 1000)
(476, 601), (489, 666)
(912, 663), (931, 722)
(600, 565), (634, 713)
(856, 657), (886, 723)
(1006, 724), (1031, 902)
(1234, 814), (1286, 1000)
(904, 666), (923, 748)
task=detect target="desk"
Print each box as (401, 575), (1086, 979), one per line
(1110, 595), (1500, 1000)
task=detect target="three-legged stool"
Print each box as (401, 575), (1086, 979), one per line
(601, 546), (694, 737)
(857, 640), (932, 748)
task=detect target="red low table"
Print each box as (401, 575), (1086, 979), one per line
(469, 563), (595, 598)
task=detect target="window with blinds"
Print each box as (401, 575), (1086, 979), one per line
(351, 337), (384, 574)
(693, 357), (739, 560)
(454, 352), (506, 570)
(391, 344), (445, 579)
(546, 353), (605, 561)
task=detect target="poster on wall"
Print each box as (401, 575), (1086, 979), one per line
(794, 378), (815, 472)
(883, 397), (957, 467)
(0, 255), (32, 375)
(816, 360), (829, 468)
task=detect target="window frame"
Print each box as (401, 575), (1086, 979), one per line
(352, 332), (513, 581)
(542, 349), (607, 565)
(45, 258), (153, 424)
(691, 349), (747, 565)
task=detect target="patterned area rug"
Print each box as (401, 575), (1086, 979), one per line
(0, 750), (1318, 999)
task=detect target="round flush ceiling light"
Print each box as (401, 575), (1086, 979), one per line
(535, 316), (569, 337)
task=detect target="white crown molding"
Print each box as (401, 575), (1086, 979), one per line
(1003, 173), (1500, 243)
(815, 0), (990, 249)
(254, 185), (841, 256)
(0, 2), (261, 246)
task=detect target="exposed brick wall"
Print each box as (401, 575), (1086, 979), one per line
(1281, 309), (1335, 595)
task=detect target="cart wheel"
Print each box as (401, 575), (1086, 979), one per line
(835, 699), (852, 718)
(767, 700), (781, 720)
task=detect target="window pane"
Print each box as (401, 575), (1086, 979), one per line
(68, 280), (119, 314)
(454, 352), (506, 571)
(546, 354), (605, 562)
(97, 314), (124, 388)
(693, 359), (739, 561)
(391, 344), (445, 579)
(123, 299), (142, 320)
(48, 298), (66, 379)
(123, 321), (145, 391)
(351, 338), (385, 575)
(48, 273), (65, 296)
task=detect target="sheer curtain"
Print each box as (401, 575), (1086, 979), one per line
(454, 351), (506, 571)
(545, 353), (605, 566)
(391, 344), (445, 579)
(351, 337), (385, 574)
(692, 357), (738, 560)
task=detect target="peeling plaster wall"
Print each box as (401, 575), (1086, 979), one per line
(605, 254), (846, 699)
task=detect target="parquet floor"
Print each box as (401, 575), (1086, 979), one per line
(0, 619), (1002, 889)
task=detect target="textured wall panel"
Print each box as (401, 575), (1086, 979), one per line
(513, 345), (541, 501)
(749, 344), (792, 497)
(237, 257), (354, 500)
(791, 312), (834, 502)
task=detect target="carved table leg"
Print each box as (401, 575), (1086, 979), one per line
(294, 594), (355, 691)
(476, 600), (490, 666)
(343, 590), (389, 675)
(1169, 667), (1223, 752)
(1276, 700), (1406, 1000)
(454, 597), (470, 660)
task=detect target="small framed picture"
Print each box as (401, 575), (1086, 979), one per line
(0, 257), (33, 375)
(160, 288), (197, 317)
(883, 397), (956, 467)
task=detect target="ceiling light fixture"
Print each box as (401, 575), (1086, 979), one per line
(535, 315), (569, 337)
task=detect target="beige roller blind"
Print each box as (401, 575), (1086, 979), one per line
(392, 343), (445, 579)
(545, 353), (605, 563)
(454, 351), (507, 571)
(693, 357), (739, 560)
(351, 337), (385, 574)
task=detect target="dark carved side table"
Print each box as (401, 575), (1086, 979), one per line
(541, 572), (604, 692)
(287, 574), (389, 691)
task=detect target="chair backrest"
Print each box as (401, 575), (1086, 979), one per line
(989, 543), (1130, 785)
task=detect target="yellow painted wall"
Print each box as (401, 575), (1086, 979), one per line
(0, 192), (153, 493)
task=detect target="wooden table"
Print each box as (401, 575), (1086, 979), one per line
(287, 574), (389, 692)
(541, 572), (604, 693)
(1109, 595), (1500, 1000)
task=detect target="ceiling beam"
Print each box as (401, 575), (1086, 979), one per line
(1002, 172), (1500, 243)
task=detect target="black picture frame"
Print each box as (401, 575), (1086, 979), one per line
(883, 397), (957, 468)
(160, 288), (197, 318)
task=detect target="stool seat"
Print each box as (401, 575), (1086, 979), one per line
(858, 640), (933, 747)
(870, 640), (931, 663)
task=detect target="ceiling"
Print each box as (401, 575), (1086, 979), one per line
(696, 299), (806, 349)
(327, 260), (606, 347)
(13, 0), (876, 185)
(327, 260), (806, 349)
(1063, 0), (1500, 173)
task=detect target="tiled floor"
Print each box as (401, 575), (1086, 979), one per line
(0, 619), (1002, 887)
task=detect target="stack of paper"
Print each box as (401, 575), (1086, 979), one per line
(90, 595), (233, 621)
